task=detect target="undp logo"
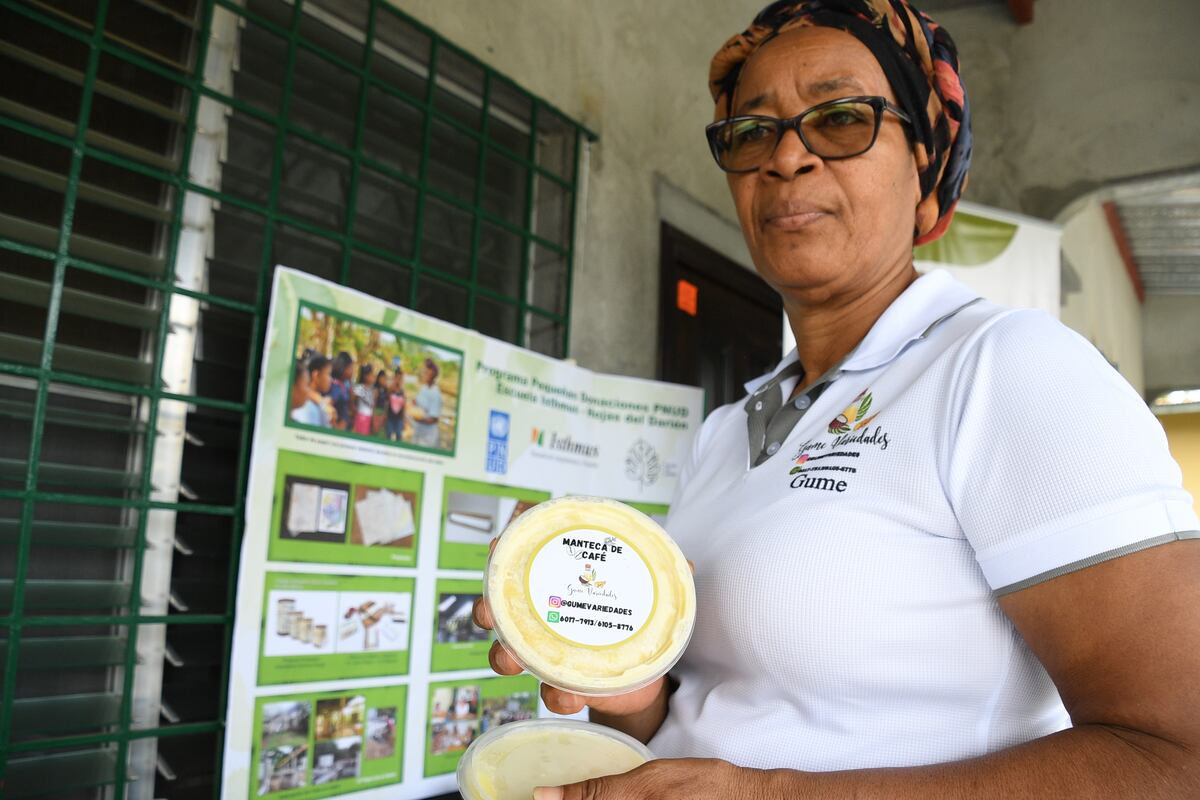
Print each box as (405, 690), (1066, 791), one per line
(489, 411), (510, 438)
(486, 410), (509, 474)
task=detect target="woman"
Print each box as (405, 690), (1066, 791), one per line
(474, 2), (1200, 798)
(351, 363), (376, 435)
(410, 358), (442, 448)
(384, 368), (407, 442)
(289, 356), (325, 427)
(329, 351), (355, 430)
(308, 354), (336, 425)
(371, 368), (389, 436)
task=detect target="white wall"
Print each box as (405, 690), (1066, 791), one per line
(1144, 295), (1200, 396)
(1058, 197), (1144, 394)
(391, 0), (762, 378)
(930, 0), (1200, 220)
(930, 0), (1200, 400)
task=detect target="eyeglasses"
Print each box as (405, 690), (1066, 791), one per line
(705, 95), (912, 173)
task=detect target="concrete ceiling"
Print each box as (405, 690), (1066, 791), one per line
(918, 0), (1031, 24)
(918, 0), (1003, 10)
(1114, 172), (1200, 295)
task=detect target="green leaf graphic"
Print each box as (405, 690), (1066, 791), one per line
(913, 211), (1018, 266)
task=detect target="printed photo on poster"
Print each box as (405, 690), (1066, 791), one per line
(336, 589), (413, 655)
(270, 450), (422, 567)
(479, 687), (537, 734)
(351, 484), (416, 549)
(423, 674), (539, 777)
(365, 706), (398, 761)
(259, 572), (414, 685)
(251, 684), (407, 800)
(289, 303), (464, 455)
(263, 590), (338, 657)
(437, 593), (487, 644)
(430, 685), (478, 757)
(430, 578), (492, 673)
(281, 476), (350, 543)
(313, 695), (364, 784)
(257, 700), (311, 795)
(438, 477), (550, 570)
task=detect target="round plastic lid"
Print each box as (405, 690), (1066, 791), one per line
(485, 496), (696, 695)
(457, 718), (652, 800)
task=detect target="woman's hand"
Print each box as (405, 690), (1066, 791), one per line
(531, 758), (771, 800)
(471, 592), (667, 718)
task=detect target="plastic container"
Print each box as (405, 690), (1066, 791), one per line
(484, 496), (696, 696)
(456, 718), (652, 800)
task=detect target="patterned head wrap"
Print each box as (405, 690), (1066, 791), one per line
(710, 0), (971, 245)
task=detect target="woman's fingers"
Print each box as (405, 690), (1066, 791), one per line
(472, 596), (493, 630)
(540, 684), (586, 715)
(487, 640), (523, 675)
(474, 538), (500, 630)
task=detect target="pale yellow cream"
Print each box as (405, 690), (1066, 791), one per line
(461, 723), (649, 800)
(486, 496), (695, 695)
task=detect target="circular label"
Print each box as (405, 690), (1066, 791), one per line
(526, 527), (656, 648)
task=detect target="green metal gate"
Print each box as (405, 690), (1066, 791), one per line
(0, 1), (591, 796)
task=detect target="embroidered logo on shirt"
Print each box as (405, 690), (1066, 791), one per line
(827, 388), (878, 434)
(789, 388), (891, 493)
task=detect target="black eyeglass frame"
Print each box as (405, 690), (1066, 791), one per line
(705, 95), (913, 173)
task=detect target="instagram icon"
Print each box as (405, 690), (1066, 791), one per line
(548, 595), (562, 608)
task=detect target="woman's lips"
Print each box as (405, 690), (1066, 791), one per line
(765, 211), (828, 230)
(762, 203), (831, 231)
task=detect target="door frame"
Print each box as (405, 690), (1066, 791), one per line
(657, 221), (781, 381)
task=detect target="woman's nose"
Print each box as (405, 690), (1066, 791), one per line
(764, 127), (820, 178)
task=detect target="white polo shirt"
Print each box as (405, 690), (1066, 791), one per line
(649, 270), (1199, 771)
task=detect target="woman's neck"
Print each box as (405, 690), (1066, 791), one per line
(783, 264), (918, 394)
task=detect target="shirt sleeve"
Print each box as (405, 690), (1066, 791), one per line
(944, 309), (1200, 595)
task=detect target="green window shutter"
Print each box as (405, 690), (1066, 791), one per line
(0, 1), (592, 797)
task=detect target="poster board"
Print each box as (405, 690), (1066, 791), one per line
(220, 268), (703, 800)
(913, 200), (1062, 317)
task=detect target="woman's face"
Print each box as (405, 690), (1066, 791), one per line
(313, 364), (333, 394)
(423, 365), (435, 385)
(291, 369), (310, 408)
(392, 372), (403, 391)
(723, 26), (920, 302)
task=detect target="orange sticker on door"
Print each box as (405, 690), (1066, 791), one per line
(676, 279), (698, 316)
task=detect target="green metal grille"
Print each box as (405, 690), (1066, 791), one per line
(0, 0), (591, 796)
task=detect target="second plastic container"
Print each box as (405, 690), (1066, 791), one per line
(457, 718), (652, 800)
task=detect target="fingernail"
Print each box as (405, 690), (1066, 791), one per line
(533, 787), (562, 800)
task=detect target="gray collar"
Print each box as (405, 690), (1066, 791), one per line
(744, 297), (982, 467)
